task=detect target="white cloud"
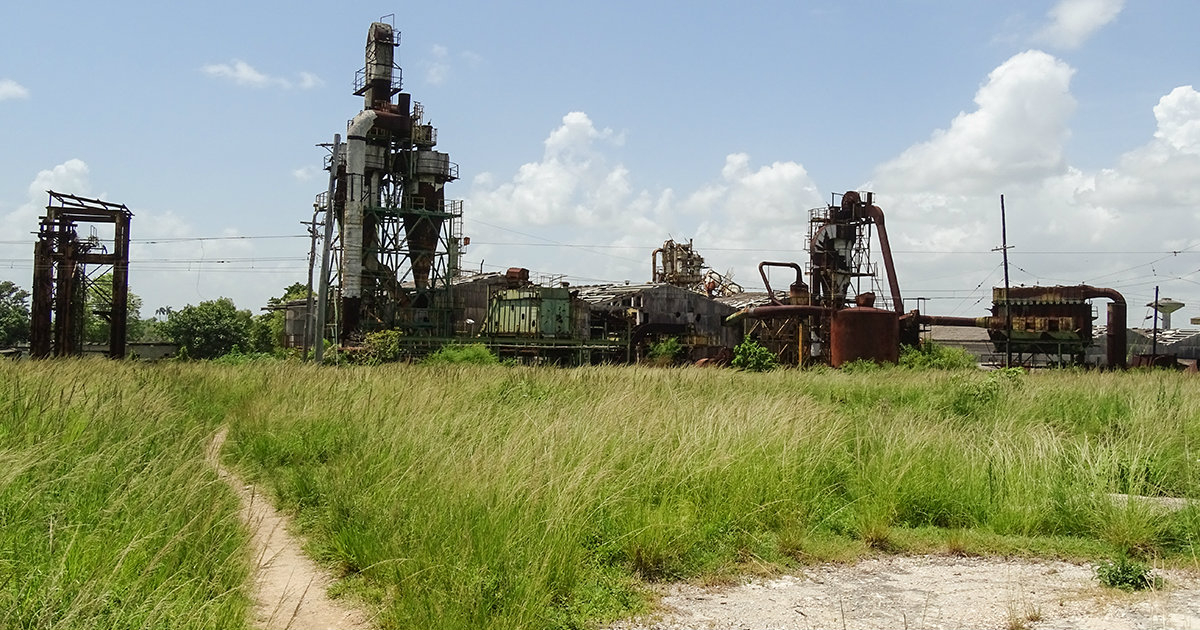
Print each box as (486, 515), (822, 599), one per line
(420, 45), (484, 86)
(1, 160), (93, 250)
(292, 166), (320, 181)
(876, 50), (1076, 197)
(1, 160), (95, 300)
(0, 159), (298, 315)
(466, 112), (819, 286)
(426, 45), (450, 85)
(202, 60), (273, 87)
(0, 79), (30, 101)
(1035, 0), (1124, 49)
(868, 60), (1200, 315)
(200, 60), (322, 90)
(462, 60), (1200, 310)
(28, 159), (92, 199)
(1153, 85), (1200, 155)
(297, 72), (324, 90)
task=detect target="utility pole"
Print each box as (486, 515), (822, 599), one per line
(301, 208), (320, 361)
(1152, 285), (1160, 361)
(314, 133), (341, 364)
(993, 195), (1014, 368)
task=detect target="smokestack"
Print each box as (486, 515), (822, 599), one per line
(363, 22), (397, 109)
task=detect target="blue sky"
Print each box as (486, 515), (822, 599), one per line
(3, 0), (1199, 325)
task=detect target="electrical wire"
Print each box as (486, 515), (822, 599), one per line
(0, 234), (308, 245)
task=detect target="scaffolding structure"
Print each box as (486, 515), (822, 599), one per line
(318, 19), (463, 344)
(30, 191), (132, 358)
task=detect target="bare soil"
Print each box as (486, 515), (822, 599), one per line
(207, 429), (372, 630)
(608, 555), (1200, 630)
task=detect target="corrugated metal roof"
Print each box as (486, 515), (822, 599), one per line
(1128, 328), (1200, 346)
(572, 283), (664, 304)
(450, 272), (505, 286)
(713, 291), (786, 309)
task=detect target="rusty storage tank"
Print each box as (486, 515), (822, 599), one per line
(830, 293), (899, 367)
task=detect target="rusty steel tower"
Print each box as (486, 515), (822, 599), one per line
(30, 191), (132, 358)
(319, 19), (462, 343)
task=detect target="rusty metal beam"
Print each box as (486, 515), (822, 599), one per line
(29, 191), (133, 359)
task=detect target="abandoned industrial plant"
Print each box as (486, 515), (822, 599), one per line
(18, 19), (1200, 371)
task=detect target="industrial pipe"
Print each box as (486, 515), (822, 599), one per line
(1078, 285), (1127, 370)
(757, 261), (805, 306)
(724, 304), (829, 326)
(342, 110), (378, 301)
(864, 204), (904, 313)
(918, 315), (997, 328)
(651, 248), (662, 283)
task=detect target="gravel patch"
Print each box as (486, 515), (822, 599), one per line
(608, 555), (1200, 630)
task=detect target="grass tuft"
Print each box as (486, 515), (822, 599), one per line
(5, 362), (1200, 628)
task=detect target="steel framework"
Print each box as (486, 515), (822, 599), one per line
(317, 20), (464, 344)
(30, 191), (132, 358)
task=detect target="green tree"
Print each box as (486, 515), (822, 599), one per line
(0, 281), (31, 347)
(159, 298), (254, 359)
(249, 312), (276, 353)
(258, 282), (309, 352)
(82, 273), (145, 344)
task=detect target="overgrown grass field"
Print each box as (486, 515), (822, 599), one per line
(4, 359), (1200, 629)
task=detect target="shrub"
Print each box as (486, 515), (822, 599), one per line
(362, 329), (404, 364)
(648, 337), (683, 365)
(1094, 555), (1162, 591)
(731, 336), (777, 372)
(160, 298), (254, 359)
(899, 341), (976, 370)
(424, 343), (499, 365)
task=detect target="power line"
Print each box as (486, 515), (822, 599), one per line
(460, 239), (1200, 256)
(0, 234), (308, 245)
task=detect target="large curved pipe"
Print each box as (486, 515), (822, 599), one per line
(342, 110), (378, 300)
(1078, 286), (1126, 369)
(757, 261), (804, 305)
(864, 204), (904, 313)
(725, 304), (829, 326)
(918, 315), (997, 328)
(651, 248), (663, 283)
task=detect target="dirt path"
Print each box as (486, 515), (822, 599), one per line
(608, 555), (1200, 630)
(206, 429), (372, 630)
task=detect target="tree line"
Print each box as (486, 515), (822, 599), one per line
(0, 278), (308, 359)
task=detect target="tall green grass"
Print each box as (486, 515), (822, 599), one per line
(6, 361), (1200, 629)
(222, 364), (1200, 629)
(0, 360), (254, 629)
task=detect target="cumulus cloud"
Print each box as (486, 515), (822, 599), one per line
(200, 60), (322, 90)
(1035, 0), (1124, 49)
(468, 52), (1200, 310)
(2, 160), (91, 256)
(467, 112), (819, 285)
(1, 160), (95, 297)
(876, 51), (1075, 197)
(867, 51), (1200, 315)
(1153, 86), (1200, 155)
(0, 79), (30, 101)
(0, 159), (297, 315)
